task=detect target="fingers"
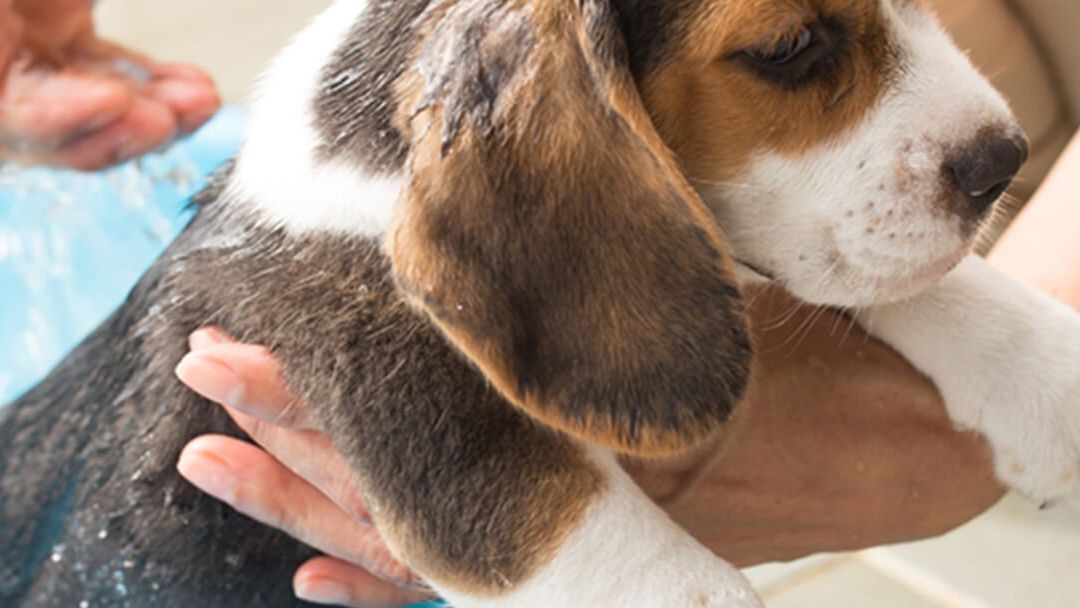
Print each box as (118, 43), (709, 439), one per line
(175, 336), (375, 517)
(295, 557), (432, 607)
(50, 93), (176, 170)
(0, 4), (220, 170)
(0, 60), (218, 169)
(0, 59), (131, 145)
(225, 405), (375, 526)
(176, 330), (377, 523)
(70, 36), (220, 137)
(176, 328), (313, 428)
(143, 65), (220, 135)
(176, 328), (428, 601)
(177, 435), (413, 588)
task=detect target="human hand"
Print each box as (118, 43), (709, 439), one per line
(628, 286), (1004, 566)
(0, 0), (220, 169)
(175, 327), (432, 608)
(174, 285), (1005, 607)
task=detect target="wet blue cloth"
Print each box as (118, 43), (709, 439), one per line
(0, 108), (441, 608)
(0, 108), (244, 402)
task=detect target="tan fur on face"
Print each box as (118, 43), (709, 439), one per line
(639, 0), (898, 186)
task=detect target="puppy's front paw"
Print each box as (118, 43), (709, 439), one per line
(985, 417), (1080, 507)
(856, 256), (1080, 507)
(980, 390), (1080, 507)
(947, 309), (1080, 505)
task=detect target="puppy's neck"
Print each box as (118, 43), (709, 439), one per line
(226, 0), (407, 238)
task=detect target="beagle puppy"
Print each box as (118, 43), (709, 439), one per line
(2, 0), (1077, 606)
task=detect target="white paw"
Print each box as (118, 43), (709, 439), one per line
(941, 306), (1080, 505)
(855, 256), (1080, 507)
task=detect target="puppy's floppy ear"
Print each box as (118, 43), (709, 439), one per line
(389, 0), (751, 456)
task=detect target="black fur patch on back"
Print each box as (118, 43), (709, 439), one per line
(313, 0), (430, 173)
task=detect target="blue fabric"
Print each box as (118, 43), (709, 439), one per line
(0, 107), (244, 402)
(0, 108), (444, 607)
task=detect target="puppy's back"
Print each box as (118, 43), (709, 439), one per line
(0, 183), (319, 607)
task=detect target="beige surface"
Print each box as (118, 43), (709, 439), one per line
(1012, 0), (1080, 121)
(96, 1), (332, 103)
(931, 0), (1076, 202)
(745, 495), (1080, 608)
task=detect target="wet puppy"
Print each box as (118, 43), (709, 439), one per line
(4, 0), (1079, 606)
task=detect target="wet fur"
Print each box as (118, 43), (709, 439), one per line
(1, 3), (736, 603)
(0, 170), (604, 604)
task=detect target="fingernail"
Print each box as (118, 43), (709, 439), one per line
(188, 327), (230, 351)
(175, 352), (247, 408)
(295, 577), (352, 605)
(177, 445), (236, 505)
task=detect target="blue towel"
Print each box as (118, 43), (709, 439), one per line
(0, 108), (243, 402)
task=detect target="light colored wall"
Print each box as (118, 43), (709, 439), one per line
(1013, 0), (1080, 121)
(96, 1), (333, 103)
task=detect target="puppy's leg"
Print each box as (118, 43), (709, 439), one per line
(857, 255), (1080, 504)
(186, 229), (760, 607)
(392, 452), (763, 608)
(275, 314), (762, 607)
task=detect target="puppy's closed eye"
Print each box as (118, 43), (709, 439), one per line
(389, 0), (752, 456)
(731, 19), (847, 89)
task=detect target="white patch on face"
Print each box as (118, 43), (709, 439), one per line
(225, 0), (402, 238)
(704, 0), (1021, 307)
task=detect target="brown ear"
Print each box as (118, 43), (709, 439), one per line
(388, 0), (751, 456)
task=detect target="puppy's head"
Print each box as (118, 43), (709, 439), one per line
(235, 0), (1022, 453)
(628, 0), (1026, 306)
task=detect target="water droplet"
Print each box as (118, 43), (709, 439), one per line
(50, 544), (65, 563)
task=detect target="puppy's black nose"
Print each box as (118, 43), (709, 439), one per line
(948, 135), (1029, 216)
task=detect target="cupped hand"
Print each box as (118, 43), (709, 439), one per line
(0, 0), (220, 169)
(175, 285), (1005, 607)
